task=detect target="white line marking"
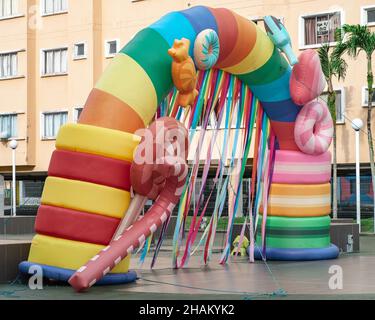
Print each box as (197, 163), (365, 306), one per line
(77, 266), (86, 273)
(138, 234), (146, 245)
(149, 224), (157, 233)
(89, 279), (97, 287)
(91, 255), (100, 261)
(114, 256), (122, 265)
(160, 212), (168, 222)
(103, 267), (110, 276)
(167, 203), (174, 213)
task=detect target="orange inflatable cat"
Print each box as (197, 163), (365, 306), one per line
(168, 38), (199, 108)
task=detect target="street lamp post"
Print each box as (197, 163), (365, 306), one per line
(8, 139), (18, 217)
(351, 119), (364, 232)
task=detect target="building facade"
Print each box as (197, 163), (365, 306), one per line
(0, 0), (374, 214)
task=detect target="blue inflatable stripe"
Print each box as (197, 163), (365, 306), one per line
(180, 6), (218, 35)
(252, 244), (339, 261)
(19, 261), (138, 286)
(249, 68), (292, 103)
(261, 98), (301, 122)
(149, 12), (197, 57)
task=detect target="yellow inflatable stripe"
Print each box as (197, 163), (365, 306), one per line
(42, 177), (130, 219)
(95, 53), (157, 125)
(28, 234), (130, 273)
(269, 195), (331, 206)
(56, 123), (140, 162)
(223, 26), (274, 75)
(264, 206), (331, 217)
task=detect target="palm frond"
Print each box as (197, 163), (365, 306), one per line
(338, 24), (375, 57)
(317, 44), (331, 80)
(332, 56), (348, 80)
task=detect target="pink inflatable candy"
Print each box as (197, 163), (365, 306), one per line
(294, 100), (333, 155)
(290, 49), (326, 106)
(272, 150), (332, 184)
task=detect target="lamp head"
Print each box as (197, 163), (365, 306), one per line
(351, 118), (364, 131)
(8, 139), (18, 150)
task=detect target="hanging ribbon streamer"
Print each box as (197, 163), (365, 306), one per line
(152, 70), (274, 268)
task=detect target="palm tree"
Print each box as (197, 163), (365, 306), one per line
(334, 24), (375, 226)
(318, 44), (347, 219)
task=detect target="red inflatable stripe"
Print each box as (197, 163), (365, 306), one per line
(48, 150), (131, 191)
(35, 205), (120, 246)
(209, 7), (238, 66)
(269, 120), (300, 151)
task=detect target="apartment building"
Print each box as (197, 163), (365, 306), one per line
(0, 0), (374, 212)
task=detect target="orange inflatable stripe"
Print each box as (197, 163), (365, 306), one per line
(261, 183), (331, 217)
(79, 88), (145, 134)
(215, 13), (257, 68)
(262, 206), (331, 217)
(270, 183), (331, 196)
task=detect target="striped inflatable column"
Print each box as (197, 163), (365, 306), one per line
(22, 31), (162, 282)
(24, 124), (139, 277)
(256, 151), (339, 260)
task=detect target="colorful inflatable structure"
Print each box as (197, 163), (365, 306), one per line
(19, 5), (339, 292)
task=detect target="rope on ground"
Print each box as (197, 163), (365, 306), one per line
(138, 275), (287, 299)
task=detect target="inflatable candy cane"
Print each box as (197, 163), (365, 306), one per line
(20, 6), (339, 287)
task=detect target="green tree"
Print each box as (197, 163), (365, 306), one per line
(318, 44), (347, 219)
(334, 24), (375, 224)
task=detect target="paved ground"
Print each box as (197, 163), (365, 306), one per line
(1, 236), (375, 300)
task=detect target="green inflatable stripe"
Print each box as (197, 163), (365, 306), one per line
(256, 234), (330, 249)
(255, 215), (331, 248)
(259, 215), (331, 229)
(121, 28), (173, 104)
(257, 227), (330, 236)
(238, 46), (289, 86)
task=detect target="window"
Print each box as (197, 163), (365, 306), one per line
(361, 6), (375, 26)
(42, 0), (67, 16)
(73, 42), (86, 60)
(0, 0), (18, 18)
(19, 181), (44, 206)
(321, 88), (345, 124)
(300, 11), (342, 47)
(105, 39), (119, 58)
(0, 114), (17, 138)
(42, 111), (67, 139)
(41, 48), (67, 75)
(0, 52), (17, 78)
(74, 107), (83, 122)
(362, 86), (375, 107)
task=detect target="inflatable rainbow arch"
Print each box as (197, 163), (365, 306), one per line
(19, 6), (339, 291)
